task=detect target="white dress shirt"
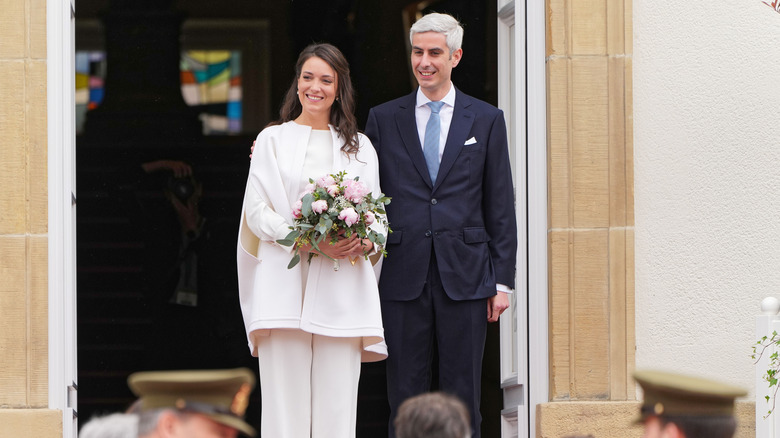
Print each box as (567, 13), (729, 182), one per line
(415, 83), (456, 160)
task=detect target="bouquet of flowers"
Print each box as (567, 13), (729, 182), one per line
(276, 171), (391, 270)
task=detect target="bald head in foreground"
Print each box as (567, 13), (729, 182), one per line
(394, 391), (471, 438)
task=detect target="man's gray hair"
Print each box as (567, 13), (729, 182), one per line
(394, 391), (471, 438)
(79, 412), (139, 438)
(409, 12), (464, 55)
(137, 408), (188, 436)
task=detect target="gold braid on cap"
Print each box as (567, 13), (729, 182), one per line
(231, 383), (252, 416)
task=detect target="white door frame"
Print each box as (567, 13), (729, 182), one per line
(48, 0), (78, 437)
(497, 1), (548, 437)
(46, 2), (548, 437)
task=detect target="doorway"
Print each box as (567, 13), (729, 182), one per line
(71, 1), (512, 436)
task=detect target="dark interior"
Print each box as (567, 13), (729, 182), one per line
(75, 1), (500, 436)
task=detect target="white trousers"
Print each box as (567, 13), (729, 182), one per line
(256, 329), (362, 438)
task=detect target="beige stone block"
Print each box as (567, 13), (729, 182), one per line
(537, 401), (756, 438)
(606, 0), (626, 55)
(0, 236), (28, 406)
(624, 0), (633, 56)
(537, 401), (643, 438)
(0, 409), (62, 438)
(29, 236), (48, 406)
(571, 0), (607, 55)
(608, 57), (627, 227)
(608, 228), (627, 400)
(735, 401), (756, 438)
(30, 0), (47, 59)
(0, 60), (27, 235)
(547, 0), (567, 56)
(0, 0), (26, 58)
(549, 230), (572, 400)
(548, 58), (571, 229)
(27, 60), (48, 234)
(625, 57), (635, 227)
(625, 227), (635, 398)
(572, 230), (609, 399)
(571, 58), (610, 228)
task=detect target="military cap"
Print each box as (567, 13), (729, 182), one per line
(128, 368), (256, 436)
(633, 370), (746, 420)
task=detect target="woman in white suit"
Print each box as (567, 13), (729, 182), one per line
(236, 43), (387, 438)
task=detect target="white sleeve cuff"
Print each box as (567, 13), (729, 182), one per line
(497, 283), (513, 294)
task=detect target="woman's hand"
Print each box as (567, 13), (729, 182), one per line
(347, 239), (373, 258)
(298, 233), (371, 260)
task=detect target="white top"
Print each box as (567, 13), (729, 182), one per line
(301, 129), (333, 193)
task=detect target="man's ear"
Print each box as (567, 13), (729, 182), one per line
(157, 410), (180, 437)
(450, 48), (463, 67)
(661, 421), (685, 438)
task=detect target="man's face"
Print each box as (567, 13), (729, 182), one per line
(642, 416), (683, 438)
(171, 413), (239, 438)
(410, 31), (462, 100)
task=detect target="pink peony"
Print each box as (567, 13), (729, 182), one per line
(292, 200), (303, 218)
(338, 208), (359, 226)
(327, 184), (340, 196)
(364, 211), (375, 225)
(311, 199), (329, 214)
(344, 179), (369, 203)
(317, 175), (336, 188)
(304, 183), (316, 195)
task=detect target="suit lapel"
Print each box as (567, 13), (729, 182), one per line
(435, 90), (474, 191)
(394, 93), (434, 188)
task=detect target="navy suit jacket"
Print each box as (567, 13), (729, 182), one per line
(365, 88), (517, 301)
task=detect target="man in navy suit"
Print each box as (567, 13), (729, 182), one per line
(365, 12), (517, 438)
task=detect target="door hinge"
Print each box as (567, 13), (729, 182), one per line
(67, 382), (78, 418)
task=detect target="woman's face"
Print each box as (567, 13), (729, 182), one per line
(297, 56), (338, 122)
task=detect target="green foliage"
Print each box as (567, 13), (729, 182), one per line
(275, 171), (392, 269)
(754, 330), (780, 418)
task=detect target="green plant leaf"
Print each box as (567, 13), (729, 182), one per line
(276, 230), (300, 247)
(287, 253), (301, 269)
(301, 193), (315, 216)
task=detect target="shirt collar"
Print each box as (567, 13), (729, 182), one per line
(416, 83), (456, 109)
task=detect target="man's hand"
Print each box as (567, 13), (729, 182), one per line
(487, 291), (510, 322)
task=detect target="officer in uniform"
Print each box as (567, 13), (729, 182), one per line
(128, 367), (256, 438)
(634, 370), (747, 438)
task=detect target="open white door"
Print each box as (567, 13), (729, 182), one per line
(48, 0), (78, 436)
(496, 1), (548, 437)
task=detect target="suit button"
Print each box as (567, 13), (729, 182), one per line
(431, 198), (438, 205)
(425, 230), (432, 237)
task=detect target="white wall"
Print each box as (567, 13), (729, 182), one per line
(634, 0), (780, 398)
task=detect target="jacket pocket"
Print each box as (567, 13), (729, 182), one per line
(463, 227), (490, 244)
(387, 229), (403, 245)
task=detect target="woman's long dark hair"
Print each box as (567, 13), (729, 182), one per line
(272, 43), (359, 156)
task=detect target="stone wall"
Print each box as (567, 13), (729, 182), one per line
(0, 0), (60, 436)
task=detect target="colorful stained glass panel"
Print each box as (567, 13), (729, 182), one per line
(75, 51), (106, 134)
(74, 49), (243, 135)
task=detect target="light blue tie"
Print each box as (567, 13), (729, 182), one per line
(423, 101), (444, 184)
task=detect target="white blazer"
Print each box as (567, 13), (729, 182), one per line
(237, 121), (387, 362)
